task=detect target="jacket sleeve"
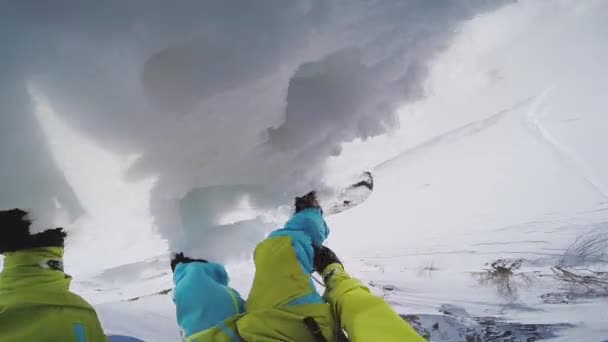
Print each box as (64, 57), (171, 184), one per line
(322, 264), (426, 342)
(281, 208), (329, 247)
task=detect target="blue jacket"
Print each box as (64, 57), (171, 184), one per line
(269, 208), (329, 270)
(173, 262), (245, 338)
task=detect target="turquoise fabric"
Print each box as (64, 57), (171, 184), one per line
(173, 262), (245, 338)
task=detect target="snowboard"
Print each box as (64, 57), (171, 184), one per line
(178, 171), (374, 228)
(320, 171), (374, 216)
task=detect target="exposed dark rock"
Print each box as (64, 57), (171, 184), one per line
(400, 308), (573, 342)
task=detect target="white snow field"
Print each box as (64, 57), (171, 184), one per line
(2, 1), (608, 341)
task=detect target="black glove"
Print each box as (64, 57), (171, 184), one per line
(295, 191), (322, 214)
(170, 252), (208, 272)
(313, 245), (342, 275)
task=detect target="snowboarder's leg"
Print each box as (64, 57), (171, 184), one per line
(246, 234), (323, 310)
(172, 256), (245, 339)
(235, 198), (337, 341)
(246, 193), (329, 309)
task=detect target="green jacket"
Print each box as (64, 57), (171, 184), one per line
(322, 263), (426, 342)
(0, 247), (107, 342)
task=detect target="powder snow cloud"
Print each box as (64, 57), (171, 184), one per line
(0, 1), (510, 249)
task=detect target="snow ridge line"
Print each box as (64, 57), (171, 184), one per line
(375, 96), (537, 171)
(522, 87), (608, 200)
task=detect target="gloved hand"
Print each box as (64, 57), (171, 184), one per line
(295, 191), (322, 214)
(170, 252), (208, 272)
(313, 245), (342, 275)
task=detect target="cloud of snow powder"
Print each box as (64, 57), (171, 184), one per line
(0, 1), (512, 258)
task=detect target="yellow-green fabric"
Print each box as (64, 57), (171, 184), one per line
(185, 315), (241, 342)
(0, 247), (107, 342)
(246, 236), (313, 309)
(186, 237), (336, 341)
(322, 263), (426, 342)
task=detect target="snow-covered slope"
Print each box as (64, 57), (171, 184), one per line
(81, 3), (608, 341)
(2, 1), (607, 341)
(89, 98), (608, 340)
(327, 102), (608, 341)
(321, 3), (608, 339)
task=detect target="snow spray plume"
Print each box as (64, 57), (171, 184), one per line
(0, 1), (511, 257)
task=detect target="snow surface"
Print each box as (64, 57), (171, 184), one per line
(2, 1), (608, 341)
